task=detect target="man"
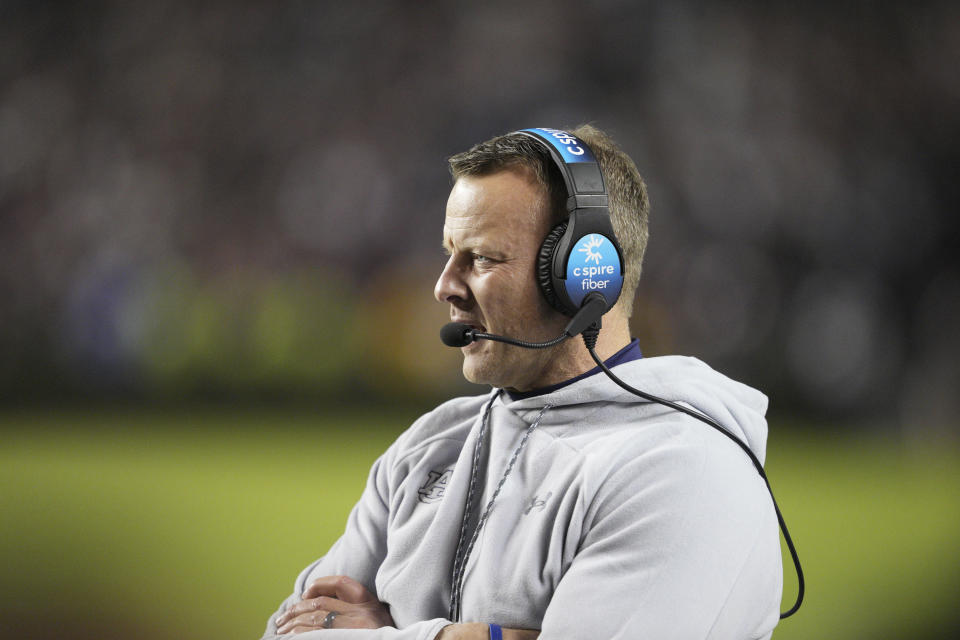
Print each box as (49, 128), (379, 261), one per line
(262, 126), (783, 639)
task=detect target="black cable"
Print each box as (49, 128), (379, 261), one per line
(469, 331), (569, 349)
(582, 328), (804, 618)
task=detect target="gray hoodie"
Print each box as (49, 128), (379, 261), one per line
(261, 356), (783, 640)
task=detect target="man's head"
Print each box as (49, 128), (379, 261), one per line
(434, 125), (650, 390)
(447, 125), (650, 317)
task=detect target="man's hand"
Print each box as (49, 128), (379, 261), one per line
(274, 575), (395, 634)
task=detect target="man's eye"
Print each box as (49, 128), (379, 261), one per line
(472, 253), (493, 264)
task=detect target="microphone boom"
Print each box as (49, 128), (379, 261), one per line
(470, 331), (568, 349)
(440, 322), (569, 349)
(438, 294), (608, 351)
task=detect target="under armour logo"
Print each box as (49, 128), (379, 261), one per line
(417, 468), (453, 503)
(524, 492), (552, 515)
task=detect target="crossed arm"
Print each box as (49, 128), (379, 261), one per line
(271, 575), (538, 640)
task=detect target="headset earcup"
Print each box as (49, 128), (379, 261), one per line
(537, 222), (572, 315)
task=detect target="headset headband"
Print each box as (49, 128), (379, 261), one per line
(513, 128), (624, 314)
(516, 128), (608, 212)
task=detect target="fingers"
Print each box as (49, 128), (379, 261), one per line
(275, 595), (338, 630)
(302, 574), (373, 604)
(276, 607), (333, 635)
(277, 607), (376, 634)
(274, 575), (394, 634)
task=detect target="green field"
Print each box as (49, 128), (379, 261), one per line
(2, 408), (958, 640)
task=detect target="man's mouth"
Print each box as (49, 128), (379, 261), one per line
(451, 320), (487, 348)
(452, 319), (486, 334)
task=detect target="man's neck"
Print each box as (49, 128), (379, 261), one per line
(568, 304), (632, 370)
(506, 308), (632, 393)
(504, 338), (641, 401)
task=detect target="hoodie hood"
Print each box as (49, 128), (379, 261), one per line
(502, 355), (770, 465)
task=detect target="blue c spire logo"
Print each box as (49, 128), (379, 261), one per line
(564, 233), (623, 307)
(523, 128), (597, 164)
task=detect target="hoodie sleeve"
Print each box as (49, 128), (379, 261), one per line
(256, 456), (458, 640)
(257, 394), (495, 640)
(536, 419), (783, 640)
(258, 478), (453, 640)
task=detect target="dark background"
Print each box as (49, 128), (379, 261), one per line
(2, 0), (958, 430)
(1, 2), (959, 640)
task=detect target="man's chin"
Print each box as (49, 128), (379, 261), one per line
(461, 351), (500, 387)
(461, 356), (487, 386)
(462, 350), (530, 390)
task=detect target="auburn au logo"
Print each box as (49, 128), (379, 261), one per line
(417, 468), (453, 503)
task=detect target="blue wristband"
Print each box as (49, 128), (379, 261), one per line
(489, 623), (503, 640)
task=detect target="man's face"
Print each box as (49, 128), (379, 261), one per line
(434, 168), (571, 391)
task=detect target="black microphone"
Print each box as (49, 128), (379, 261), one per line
(440, 293), (608, 349)
(440, 322), (475, 347)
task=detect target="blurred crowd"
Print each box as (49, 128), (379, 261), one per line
(1, 1), (957, 431)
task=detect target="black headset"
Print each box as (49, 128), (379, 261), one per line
(514, 128), (625, 317)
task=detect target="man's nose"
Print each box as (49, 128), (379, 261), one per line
(434, 256), (469, 305)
